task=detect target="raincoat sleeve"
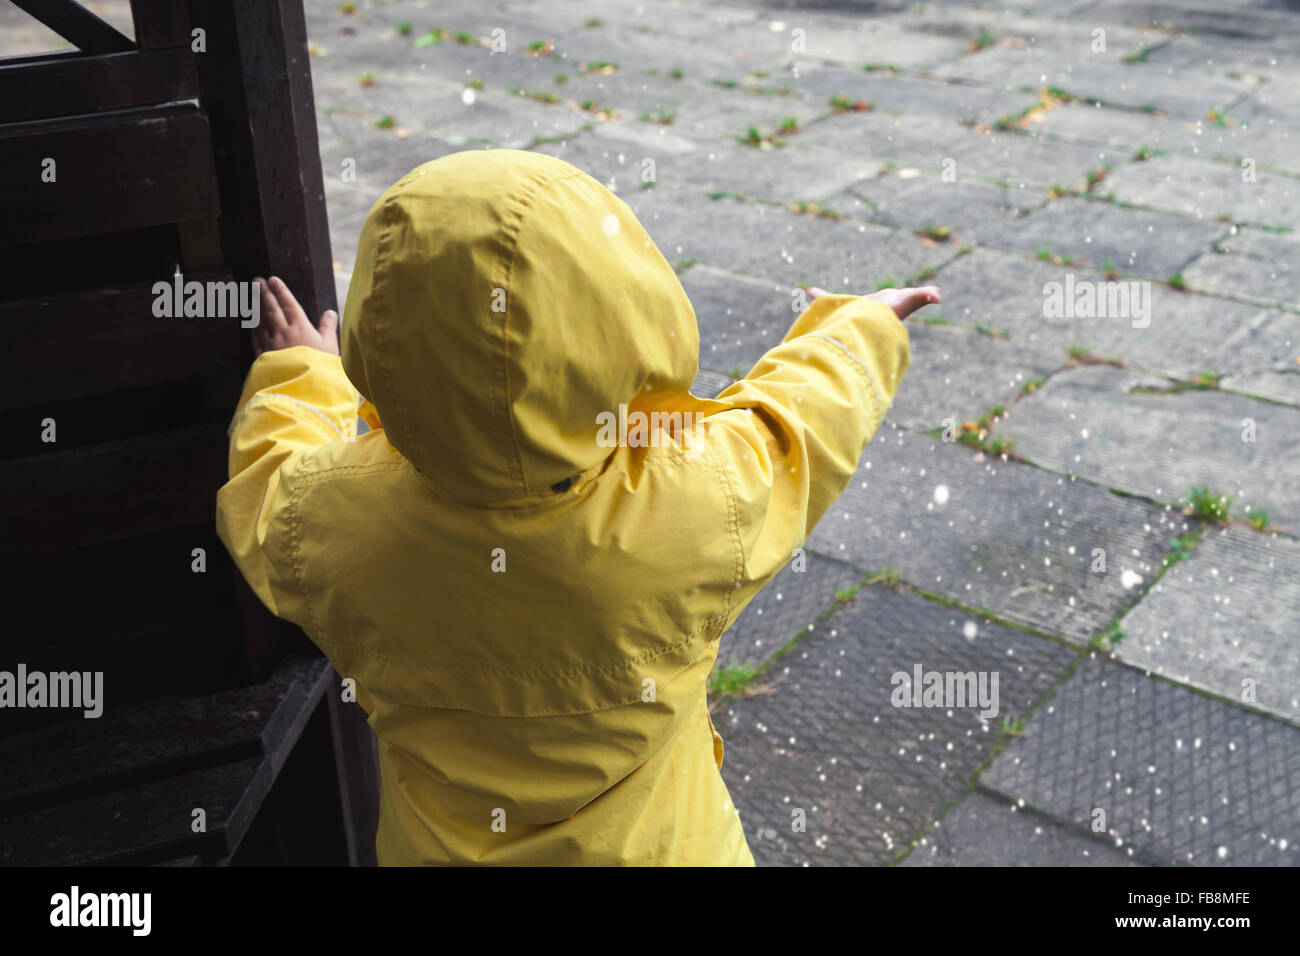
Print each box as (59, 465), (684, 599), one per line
(215, 346), (361, 615)
(700, 295), (910, 624)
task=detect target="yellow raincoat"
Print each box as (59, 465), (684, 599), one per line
(216, 149), (909, 865)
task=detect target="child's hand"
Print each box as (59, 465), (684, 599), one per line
(251, 276), (340, 357)
(808, 284), (941, 321)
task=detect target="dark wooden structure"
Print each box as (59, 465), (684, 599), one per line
(0, 0), (379, 865)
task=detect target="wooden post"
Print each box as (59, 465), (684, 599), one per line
(185, 0), (337, 323)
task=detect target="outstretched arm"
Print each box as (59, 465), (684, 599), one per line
(700, 284), (940, 628)
(215, 277), (357, 614)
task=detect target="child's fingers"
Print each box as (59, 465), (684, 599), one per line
(268, 276), (310, 326)
(317, 310), (341, 355)
(256, 277), (288, 331)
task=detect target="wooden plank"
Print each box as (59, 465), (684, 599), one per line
(0, 106), (221, 246)
(328, 688), (381, 866)
(0, 756), (270, 865)
(130, 0), (192, 49)
(0, 225), (180, 303)
(9, 0), (134, 56)
(0, 279), (243, 409)
(0, 615), (239, 736)
(1, 527), (234, 657)
(0, 657), (329, 816)
(0, 657), (331, 865)
(0, 423), (228, 561)
(265, 698), (350, 864)
(186, 0), (337, 322)
(2, 377), (213, 462)
(0, 48), (198, 124)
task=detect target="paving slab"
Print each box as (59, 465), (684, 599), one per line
(678, 266), (799, 376)
(716, 583), (1078, 865)
(1036, 102), (1300, 177)
(787, 64), (1032, 126)
(905, 7), (1153, 58)
(824, 170), (1049, 245)
(1006, 361), (1300, 523)
(796, 110), (1111, 190)
(715, 553), (862, 671)
(974, 194), (1225, 279)
(319, 110), (465, 194)
(806, 430), (1186, 645)
(1142, 30), (1300, 86)
(1219, 368), (1300, 409)
(620, 186), (953, 290)
(885, 323), (1064, 431)
(536, 123), (884, 202)
(899, 789), (1141, 866)
(1117, 525), (1300, 725)
(1102, 152), (1300, 232)
(681, 263), (1065, 428)
(1093, 0), (1300, 44)
(935, 48), (1256, 121)
(983, 652), (1300, 866)
(691, 367), (734, 400)
(676, 8), (971, 71)
(1181, 226), (1300, 309)
(503, 0), (763, 43)
(927, 248), (1287, 378)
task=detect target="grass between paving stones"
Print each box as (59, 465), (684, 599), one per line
(736, 116), (804, 149)
(894, 527), (1206, 865)
(706, 566), (900, 708)
(1087, 520), (1205, 655)
(925, 403), (1020, 459)
(894, 626), (1297, 866)
(876, 590), (1101, 864)
(1064, 343), (1124, 368)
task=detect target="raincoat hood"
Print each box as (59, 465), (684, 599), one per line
(342, 149), (702, 505)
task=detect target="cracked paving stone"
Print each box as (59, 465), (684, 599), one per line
(982, 652), (1300, 866)
(716, 583), (1077, 865)
(1006, 362), (1300, 523)
(823, 171), (1047, 246)
(1117, 524), (1300, 725)
(806, 430), (1186, 645)
(900, 789), (1140, 866)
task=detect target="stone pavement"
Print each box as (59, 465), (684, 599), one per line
(299, 0), (1299, 866)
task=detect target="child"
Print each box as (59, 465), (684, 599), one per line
(216, 149), (938, 866)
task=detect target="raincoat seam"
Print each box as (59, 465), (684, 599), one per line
(296, 461), (409, 485)
(228, 392), (350, 441)
(284, 453), (325, 639)
(802, 331), (882, 427)
(374, 192), (426, 493)
(497, 168), (590, 498)
(699, 435), (744, 626)
(308, 616), (720, 691)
